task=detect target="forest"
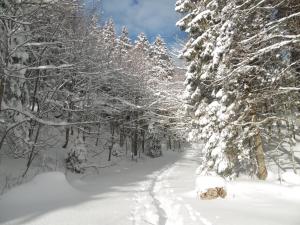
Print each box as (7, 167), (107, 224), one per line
(0, 0), (187, 180)
(0, 1), (299, 225)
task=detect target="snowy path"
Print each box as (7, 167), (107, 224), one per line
(130, 147), (300, 225)
(131, 147), (213, 225)
(1, 147), (300, 225)
(0, 150), (182, 225)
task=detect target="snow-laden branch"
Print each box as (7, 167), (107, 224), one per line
(0, 107), (101, 127)
(216, 39), (300, 84)
(238, 0), (267, 12)
(279, 87), (300, 91)
(24, 42), (62, 46)
(27, 64), (73, 70)
(255, 39), (300, 56)
(241, 11), (300, 45)
(232, 116), (287, 127)
(266, 11), (300, 27)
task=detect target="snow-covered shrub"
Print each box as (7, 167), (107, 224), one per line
(111, 143), (124, 157)
(65, 136), (87, 173)
(146, 123), (163, 158)
(147, 136), (162, 158)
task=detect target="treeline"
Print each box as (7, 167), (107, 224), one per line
(176, 0), (300, 179)
(0, 0), (184, 174)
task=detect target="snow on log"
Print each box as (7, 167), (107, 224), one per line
(195, 176), (227, 200)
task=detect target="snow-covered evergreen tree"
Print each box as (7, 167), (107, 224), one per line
(118, 27), (132, 55)
(176, 0), (300, 179)
(115, 26), (132, 67)
(134, 33), (151, 58)
(102, 18), (117, 67)
(150, 36), (175, 80)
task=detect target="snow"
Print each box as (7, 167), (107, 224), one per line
(216, 89), (223, 98)
(175, 0), (190, 13)
(27, 64), (73, 70)
(1, 148), (300, 225)
(195, 176), (226, 193)
(281, 172), (300, 185)
(0, 172), (87, 224)
(188, 10), (212, 27)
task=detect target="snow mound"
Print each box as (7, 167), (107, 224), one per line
(195, 175), (226, 193)
(281, 172), (300, 185)
(0, 172), (83, 205)
(29, 172), (81, 197)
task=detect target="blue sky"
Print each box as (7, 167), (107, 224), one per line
(86, 0), (186, 47)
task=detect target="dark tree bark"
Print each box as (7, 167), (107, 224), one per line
(62, 127), (70, 149)
(141, 130), (145, 153)
(62, 101), (74, 148)
(131, 129), (138, 160)
(108, 122), (115, 161)
(0, 78), (3, 111)
(125, 137), (128, 156)
(95, 123), (101, 146)
(119, 126), (124, 147)
(168, 136), (172, 150)
(22, 124), (41, 177)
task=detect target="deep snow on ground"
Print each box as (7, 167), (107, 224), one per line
(0, 147), (300, 225)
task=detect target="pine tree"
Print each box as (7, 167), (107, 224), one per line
(116, 26), (132, 66)
(151, 36), (175, 80)
(102, 18), (117, 67)
(119, 27), (132, 54)
(176, 0), (300, 179)
(134, 32), (151, 57)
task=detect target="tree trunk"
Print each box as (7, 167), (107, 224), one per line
(62, 127), (70, 148)
(108, 145), (112, 161)
(62, 101), (73, 148)
(290, 143), (297, 174)
(141, 130), (145, 153)
(108, 122), (115, 161)
(95, 123), (101, 146)
(251, 109), (268, 180)
(0, 78), (4, 110)
(254, 130), (268, 180)
(120, 126), (124, 147)
(125, 137), (128, 156)
(131, 129), (138, 160)
(168, 136), (172, 150)
(291, 121), (296, 140)
(83, 128), (86, 142)
(131, 107), (138, 161)
(22, 124), (41, 177)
